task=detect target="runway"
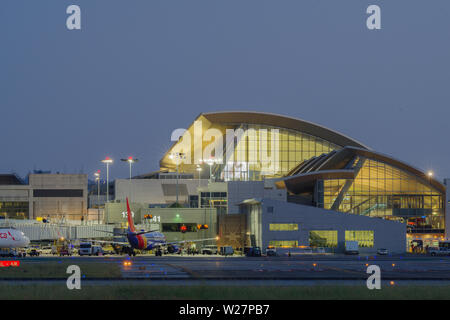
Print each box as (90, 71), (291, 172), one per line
(9, 254), (450, 283)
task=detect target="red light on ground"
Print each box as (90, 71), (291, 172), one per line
(0, 261), (20, 267)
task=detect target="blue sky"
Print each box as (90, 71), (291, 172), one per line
(1, 0), (449, 180)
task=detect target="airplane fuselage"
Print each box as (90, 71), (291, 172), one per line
(0, 228), (30, 248)
(126, 231), (169, 251)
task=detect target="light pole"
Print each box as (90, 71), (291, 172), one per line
(169, 152), (185, 205)
(199, 157), (221, 237)
(94, 170), (100, 224)
(196, 166), (202, 189)
(121, 157), (138, 181)
(121, 157), (138, 202)
(101, 157), (113, 203)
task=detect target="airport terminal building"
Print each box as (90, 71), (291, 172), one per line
(107, 111), (447, 253)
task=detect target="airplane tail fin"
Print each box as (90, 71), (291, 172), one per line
(126, 198), (136, 233)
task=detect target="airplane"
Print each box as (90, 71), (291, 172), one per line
(0, 226), (30, 248)
(89, 198), (218, 256)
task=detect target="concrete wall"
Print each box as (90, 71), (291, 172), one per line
(29, 174), (88, 220)
(227, 180), (286, 214)
(248, 199), (406, 254)
(115, 178), (209, 206)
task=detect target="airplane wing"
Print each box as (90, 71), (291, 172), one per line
(166, 237), (218, 246)
(134, 229), (160, 236)
(92, 229), (158, 236)
(93, 229), (128, 236)
(81, 239), (129, 246)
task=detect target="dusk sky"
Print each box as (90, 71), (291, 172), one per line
(1, 0), (449, 181)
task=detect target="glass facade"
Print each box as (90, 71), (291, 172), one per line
(219, 125), (340, 181)
(268, 240), (298, 248)
(309, 230), (338, 248)
(269, 223), (299, 231)
(317, 157), (445, 234)
(0, 202), (29, 219)
(200, 192), (227, 214)
(345, 230), (374, 248)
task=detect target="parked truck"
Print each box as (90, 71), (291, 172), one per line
(345, 241), (359, 255)
(220, 246), (234, 256)
(78, 242), (104, 256)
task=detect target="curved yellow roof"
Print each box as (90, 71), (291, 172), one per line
(201, 111), (370, 150)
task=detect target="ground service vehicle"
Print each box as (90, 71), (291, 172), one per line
(40, 246), (52, 255)
(220, 246), (234, 256)
(27, 249), (40, 256)
(201, 245), (218, 255)
(246, 246), (262, 257)
(78, 242), (93, 256)
(429, 247), (450, 256)
(377, 248), (388, 255)
(91, 245), (104, 256)
(345, 241), (359, 255)
(59, 247), (72, 256)
(266, 247), (277, 256)
(0, 248), (25, 257)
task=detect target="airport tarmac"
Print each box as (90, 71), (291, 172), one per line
(7, 254), (450, 283)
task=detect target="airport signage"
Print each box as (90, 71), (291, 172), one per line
(0, 261), (20, 267)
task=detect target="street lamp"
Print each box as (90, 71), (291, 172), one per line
(94, 170), (100, 224)
(196, 165), (203, 190)
(169, 152), (185, 205)
(121, 157), (138, 181)
(121, 157), (138, 202)
(101, 157), (113, 203)
(199, 157), (221, 182)
(199, 157), (222, 238)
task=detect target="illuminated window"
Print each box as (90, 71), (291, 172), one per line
(317, 156), (445, 232)
(309, 230), (337, 248)
(269, 224), (298, 231)
(269, 240), (298, 248)
(345, 230), (374, 248)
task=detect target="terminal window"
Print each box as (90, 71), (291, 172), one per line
(269, 223), (298, 231)
(309, 230), (338, 248)
(268, 240), (298, 248)
(0, 201), (28, 219)
(345, 230), (374, 248)
(33, 189), (83, 197)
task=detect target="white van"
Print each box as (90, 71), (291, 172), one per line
(79, 243), (104, 256)
(78, 242), (92, 256)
